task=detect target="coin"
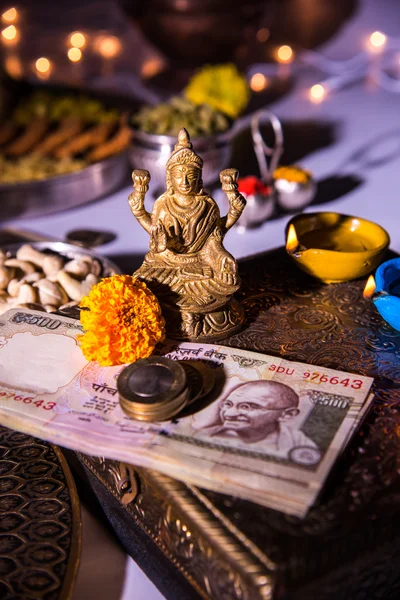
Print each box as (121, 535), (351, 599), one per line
(189, 361), (216, 400)
(120, 388), (189, 422)
(128, 364), (174, 400)
(181, 363), (204, 405)
(65, 229), (116, 248)
(181, 361), (216, 406)
(118, 357), (188, 421)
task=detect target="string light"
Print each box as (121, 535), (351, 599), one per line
(68, 47), (82, 62)
(35, 57), (51, 79)
(4, 54), (22, 78)
(309, 84), (326, 103)
(2, 7), (18, 23)
(256, 28), (270, 43)
(36, 57), (50, 72)
(93, 35), (122, 59)
(1, 24), (18, 43)
(247, 29), (400, 102)
(69, 31), (86, 48)
(141, 58), (164, 79)
(250, 73), (268, 92)
(367, 31), (387, 53)
(276, 45), (293, 63)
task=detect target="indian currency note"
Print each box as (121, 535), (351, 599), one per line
(0, 309), (374, 516)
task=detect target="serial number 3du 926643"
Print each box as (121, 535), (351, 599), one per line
(303, 372), (363, 389)
(0, 390), (56, 410)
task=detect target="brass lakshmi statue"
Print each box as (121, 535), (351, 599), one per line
(128, 128), (246, 341)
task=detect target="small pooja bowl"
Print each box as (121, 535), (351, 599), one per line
(363, 258), (400, 331)
(273, 166), (316, 212)
(285, 212), (390, 283)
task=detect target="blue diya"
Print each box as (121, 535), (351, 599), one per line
(363, 257), (400, 331)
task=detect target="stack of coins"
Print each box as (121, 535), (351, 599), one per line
(118, 357), (188, 421)
(181, 361), (216, 406)
(118, 357), (216, 421)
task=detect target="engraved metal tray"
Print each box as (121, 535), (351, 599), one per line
(79, 247), (400, 600)
(0, 425), (81, 600)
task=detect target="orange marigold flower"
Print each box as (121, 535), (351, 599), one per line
(78, 274), (166, 366)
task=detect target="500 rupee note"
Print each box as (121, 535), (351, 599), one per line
(0, 309), (374, 516)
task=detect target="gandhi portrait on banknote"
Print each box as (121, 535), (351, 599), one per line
(197, 380), (319, 460)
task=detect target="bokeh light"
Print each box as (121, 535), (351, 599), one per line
(2, 7), (18, 23)
(141, 58), (164, 79)
(68, 47), (82, 62)
(1, 24), (18, 42)
(69, 31), (86, 48)
(250, 73), (268, 92)
(35, 57), (51, 73)
(256, 28), (270, 43)
(94, 35), (122, 59)
(368, 31), (387, 51)
(277, 45), (294, 63)
(309, 84), (326, 103)
(4, 54), (22, 78)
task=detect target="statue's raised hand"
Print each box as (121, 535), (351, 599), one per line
(132, 169), (150, 193)
(220, 168), (239, 192)
(128, 169), (150, 214)
(219, 169), (246, 217)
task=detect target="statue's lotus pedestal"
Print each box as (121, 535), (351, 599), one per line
(160, 296), (244, 342)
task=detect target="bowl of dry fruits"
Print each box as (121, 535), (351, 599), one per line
(0, 242), (120, 319)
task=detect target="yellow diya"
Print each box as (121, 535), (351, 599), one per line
(285, 212), (390, 283)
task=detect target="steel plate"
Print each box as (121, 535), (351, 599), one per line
(0, 152), (129, 221)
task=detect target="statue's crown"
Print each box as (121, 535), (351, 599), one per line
(166, 128), (203, 170)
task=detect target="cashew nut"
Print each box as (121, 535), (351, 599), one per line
(7, 278), (24, 297)
(16, 244), (46, 267)
(81, 255), (102, 277)
(57, 271), (98, 301)
(33, 279), (69, 307)
(64, 259), (91, 279)
(16, 245), (64, 277)
(4, 258), (37, 275)
(24, 272), (45, 284)
(17, 284), (38, 305)
(42, 254), (64, 277)
(0, 266), (16, 290)
(79, 273), (99, 297)
(64, 255), (103, 278)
